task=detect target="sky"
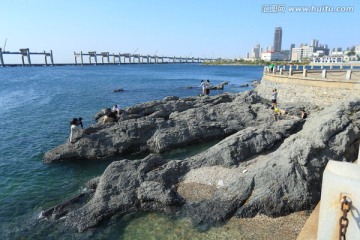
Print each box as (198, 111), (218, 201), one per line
(0, 0), (359, 63)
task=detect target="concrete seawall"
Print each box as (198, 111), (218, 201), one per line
(256, 72), (360, 106)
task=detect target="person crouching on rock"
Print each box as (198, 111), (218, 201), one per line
(112, 104), (120, 115)
(273, 107), (287, 120)
(69, 118), (81, 143)
(300, 108), (308, 119)
(101, 111), (119, 124)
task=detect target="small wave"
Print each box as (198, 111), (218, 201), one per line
(0, 90), (28, 112)
(0, 89), (52, 114)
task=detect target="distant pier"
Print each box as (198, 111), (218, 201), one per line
(0, 48), (54, 67)
(0, 48), (220, 67)
(73, 51), (217, 65)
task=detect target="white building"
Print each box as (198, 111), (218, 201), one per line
(261, 51), (285, 61)
(312, 56), (343, 63)
(291, 46), (314, 61)
(343, 54), (358, 62)
(291, 44), (330, 61)
(330, 51), (344, 56)
(355, 45), (360, 55)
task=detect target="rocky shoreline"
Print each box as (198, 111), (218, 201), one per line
(42, 91), (360, 234)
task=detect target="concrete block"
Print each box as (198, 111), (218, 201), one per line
(317, 160), (360, 239)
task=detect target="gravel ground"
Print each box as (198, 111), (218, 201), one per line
(176, 165), (311, 239)
(225, 211), (310, 240)
(123, 210), (310, 240)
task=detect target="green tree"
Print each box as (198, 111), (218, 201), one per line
(347, 51), (356, 56)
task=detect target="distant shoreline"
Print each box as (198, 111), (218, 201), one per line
(3, 61), (359, 68)
(0, 62), (196, 67)
(204, 63), (266, 66)
(204, 61), (360, 67)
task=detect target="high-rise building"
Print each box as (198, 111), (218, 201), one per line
(251, 44), (261, 60)
(311, 39), (319, 47)
(273, 27), (282, 52)
(289, 44), (295, 59)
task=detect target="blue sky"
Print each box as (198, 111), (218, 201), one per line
(0, 0), (359, 63)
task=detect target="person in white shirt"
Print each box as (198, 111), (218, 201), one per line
(199, 80), (206, 95)
(271, 89), (278, 108)
(69, 118), (80, 143)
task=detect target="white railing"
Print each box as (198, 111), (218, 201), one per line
(263, 66), (360, 81)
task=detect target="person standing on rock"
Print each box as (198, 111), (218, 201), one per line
(269, 63), (275, 72)
(77, 117), (83, 129)
(199, 80), (206, 96)
(69, 118), (80, 143)
(271, 89), (278, 108)
(205, 79), (211, 95)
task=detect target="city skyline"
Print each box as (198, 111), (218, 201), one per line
(246, 26), (359, 62)
(0, 0), (359, 63)
(247, 26), (357, 59)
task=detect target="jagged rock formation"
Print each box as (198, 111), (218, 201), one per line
(44, 92), (270, 163)
(42, 92), (360, 233)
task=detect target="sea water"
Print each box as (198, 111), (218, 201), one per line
(0, 64), (263, 239)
